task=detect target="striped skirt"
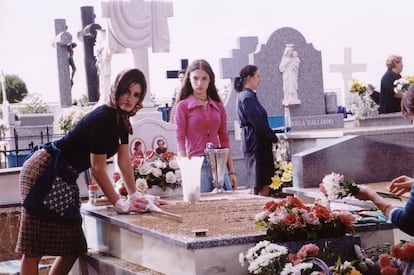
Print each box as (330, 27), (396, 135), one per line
(15, 149), (87, 257)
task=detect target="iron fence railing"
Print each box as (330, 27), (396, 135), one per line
(0, 127), (64, 168)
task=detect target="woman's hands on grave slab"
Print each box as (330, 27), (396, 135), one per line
(354, 185), (393, 217)
(389, 175), (414, 196)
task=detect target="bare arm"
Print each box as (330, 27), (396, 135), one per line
(90, 147), (148, 213)
(90, 153), (120, 206)
(117, 144), (137, 196)
(227, 150), (238, 190)
(354, 185), (394, 217)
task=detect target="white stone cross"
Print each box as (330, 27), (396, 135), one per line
(329, 48), (366, 109)
(100, 0), (173, 108)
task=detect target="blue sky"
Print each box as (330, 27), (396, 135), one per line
(1, 0), (413, 105)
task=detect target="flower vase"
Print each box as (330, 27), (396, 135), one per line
(271, 190), (290, 198)
(403, 261), (414, 275)
(303, 257), (331, 274)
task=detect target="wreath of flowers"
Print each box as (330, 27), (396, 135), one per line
(255, 196), (355, 242)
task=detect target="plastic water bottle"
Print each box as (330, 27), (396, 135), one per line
(284, 104), (291, 132)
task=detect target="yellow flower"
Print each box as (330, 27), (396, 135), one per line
(270, 175), (282, 190)
(284, 162), (293, 172)
(349, 270), (362, 275)
(403, 75), (414, 84)
(281, 172), (292, 182)
(349, 78), (367, 94)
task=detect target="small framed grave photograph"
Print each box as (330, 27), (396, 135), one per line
(153, 136), (168, 155)
(130, 138), (146, 158)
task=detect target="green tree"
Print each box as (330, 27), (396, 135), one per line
(0, 74), (28, 103)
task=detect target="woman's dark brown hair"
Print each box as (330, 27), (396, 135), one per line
(108, 68), (147, 135)
(177, 59), (221, 103)
(234, 65), (258, 92)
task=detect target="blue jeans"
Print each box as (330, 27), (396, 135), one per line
(200, 157), (232, 193)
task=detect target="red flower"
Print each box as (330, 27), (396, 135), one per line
(391, 241), (414, 261)
(131, 157), (144, 169)
(113, 172), (121, 182)
(378, 254), (393, 268)
(118, 185), (128, 196)
(144, 150), (156, 160)
(264, 200), (278, 212)
(283, 213), (301, 229)
(314, 204), (332, 220)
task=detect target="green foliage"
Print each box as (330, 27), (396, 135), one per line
(0, 74), (28, 103)
(57, 105), (92, 134)
(19, 93), (50, 114)
(72, 94), (90, 107)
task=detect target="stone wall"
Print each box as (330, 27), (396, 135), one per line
(0, 206), (21, 261)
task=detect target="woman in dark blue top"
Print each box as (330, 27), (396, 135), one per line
(379, 55), (404, 114)
(16, 68), (156, 274)
(235, 65), (278, 196)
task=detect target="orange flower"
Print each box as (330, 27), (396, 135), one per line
(161, 151), (175, 160)
(314, 204), (332, 220)
(336, 212), (355, 229)
(286, 196), (310, 211)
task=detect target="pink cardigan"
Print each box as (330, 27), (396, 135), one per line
(174, 95), (230, 157)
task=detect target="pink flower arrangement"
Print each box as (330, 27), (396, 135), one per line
(255, 196), (355, 242)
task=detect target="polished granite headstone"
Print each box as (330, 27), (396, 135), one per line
(220, 27), (344, 124)
(293, 135), (414, 187)
(219, 27), (343, 188)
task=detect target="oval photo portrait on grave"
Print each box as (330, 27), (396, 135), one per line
(153, 136), (168, 155)
(130, 138), (145, 158)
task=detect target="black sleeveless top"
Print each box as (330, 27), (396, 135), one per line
(54, 105), (129, 172)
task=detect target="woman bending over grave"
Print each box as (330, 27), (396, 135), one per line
(16, 68), (165, 275)
(235, 65), (279, 196)
(355, 84), (414, 236)
(174, 59), (238, 192)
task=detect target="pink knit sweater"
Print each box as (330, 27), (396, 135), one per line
(174, 95), (230, 157)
